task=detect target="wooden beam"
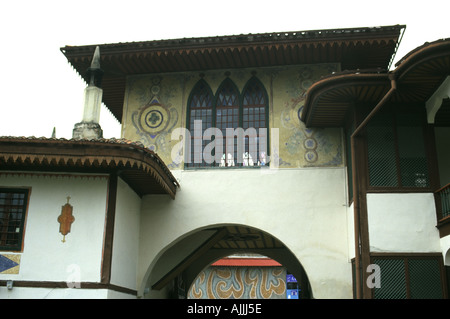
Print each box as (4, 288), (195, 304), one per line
(151, 228), (228, 290)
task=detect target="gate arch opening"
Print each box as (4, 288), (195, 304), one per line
(188, 253), (307, 299)
(142, 224), (312, 299)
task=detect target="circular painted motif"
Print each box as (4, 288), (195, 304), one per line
(139, 104), (170, 135)
(305, 150), (318, 163)
(145, 110), (163, 128)
(151, 85), (160, 95)
(304, 138), (317, 150)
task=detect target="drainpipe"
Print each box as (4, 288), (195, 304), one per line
(351, 74), (397, 298)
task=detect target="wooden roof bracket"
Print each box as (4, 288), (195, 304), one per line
(350, 74), (397, 299)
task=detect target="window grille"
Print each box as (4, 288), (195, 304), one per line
(0, 188), (29, 251)
(366, 106), (430, 189)
(408, 259), (443, 299)
(372, 258), (407, 299)
(397, 113), (429, 188)
(371, 255), (445, 299)
(367, 111), (398, 187)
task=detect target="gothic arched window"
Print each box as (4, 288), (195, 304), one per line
(242, 77), (268, 166)
(187, 79), (213, 167)
(186, 76), (268, 168)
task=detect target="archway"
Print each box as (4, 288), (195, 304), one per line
(187, 253), (306, 299)
(141, 224), (312, 299)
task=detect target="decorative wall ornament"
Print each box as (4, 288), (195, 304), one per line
(189, 266), (286, 299)
(0, 254), (21, 274)
(57, 196), (75, 243)
(130, 77), (179, 165)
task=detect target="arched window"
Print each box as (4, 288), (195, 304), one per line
(187, 79), (213, 167)
(242, 77), (268, 166)
(186, 76), (268, 168)
(215, 78), (240, 167)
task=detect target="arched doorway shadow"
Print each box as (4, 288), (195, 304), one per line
(143, 224), (312, 299)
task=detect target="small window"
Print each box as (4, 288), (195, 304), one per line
(0, 188), (30, 251)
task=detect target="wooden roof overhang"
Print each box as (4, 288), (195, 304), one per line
(302, 72), (392, 127)
(60, 25), (405, 122)
(301, 38), (450, 128)
(0, 137), (179, 198)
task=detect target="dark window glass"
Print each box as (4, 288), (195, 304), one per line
(0, 189), (29, 251)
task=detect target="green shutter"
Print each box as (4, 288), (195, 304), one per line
(373, 258), (407, 299)
(367, 110), (398, 187)
(397, 113), (429, 188)
(408, 259), (443, 299)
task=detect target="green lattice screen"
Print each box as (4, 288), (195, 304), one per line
(367, 111), (398, 187)
(408, 259), (443, 299)
(373, 258), (407, 299)
(367, 107), (430, 188)
(372, 257), (444, 299)
(397, 113), (429, 188)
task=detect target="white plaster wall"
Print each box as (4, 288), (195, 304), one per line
(440, 235), (450, 265)
(0, 286), (135, 299)
(347, 202), (356, 260)
(0, 173), (108, 285)
(367, 193), (441, 253)
(138, 167), (352, 298)
(110, 178), (141, 291)
(0, 287), (109, 299)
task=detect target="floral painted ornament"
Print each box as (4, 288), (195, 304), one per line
(57, 196), (75, 243)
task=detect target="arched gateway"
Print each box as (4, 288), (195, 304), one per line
(4, 26), (447, 299)
(141, 225), (311, 299)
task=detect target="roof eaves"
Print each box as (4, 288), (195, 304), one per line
(0, 136), (179, 198)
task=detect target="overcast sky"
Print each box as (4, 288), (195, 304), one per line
(0, 0), (448, 139)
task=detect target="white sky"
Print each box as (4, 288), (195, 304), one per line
(0, 0), (448, 139)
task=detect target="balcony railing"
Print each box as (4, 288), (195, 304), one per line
(435, 183), (450, 220)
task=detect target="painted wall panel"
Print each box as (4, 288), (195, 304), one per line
(121, 64), (342, 170)
(188, 266), (286, 299)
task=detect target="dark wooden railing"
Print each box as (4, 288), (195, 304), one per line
(435, 183), (450, 220)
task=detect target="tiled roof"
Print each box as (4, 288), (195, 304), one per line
(0, 136), (179, 198)
(61, 25), (406, 122)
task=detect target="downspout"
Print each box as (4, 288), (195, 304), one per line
(351, 74), (397, 298)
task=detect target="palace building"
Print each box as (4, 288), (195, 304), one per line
(1, 25), (449, 299)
